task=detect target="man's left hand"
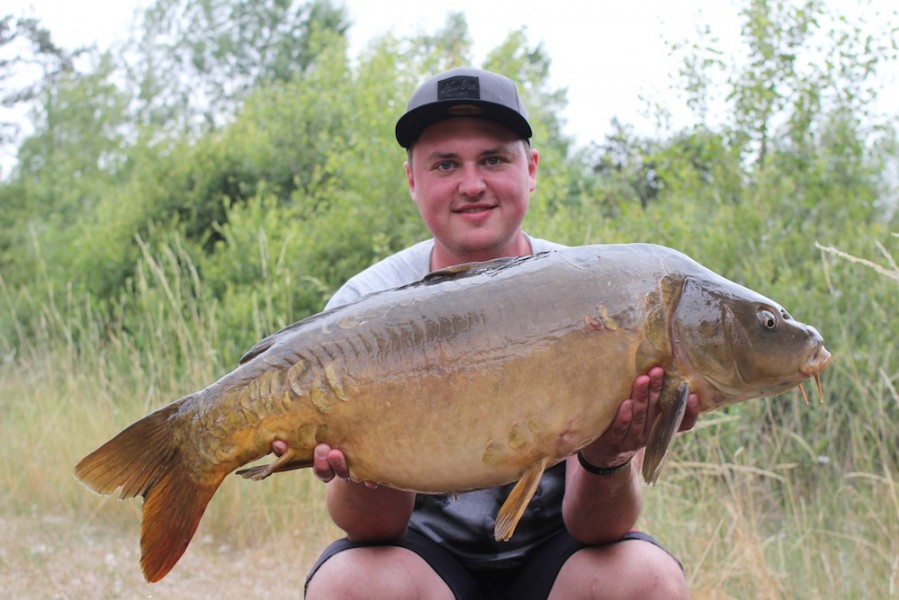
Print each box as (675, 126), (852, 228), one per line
(578, 366), (700, 470)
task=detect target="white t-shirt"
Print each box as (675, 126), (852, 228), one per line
(325, 236), (567, 310)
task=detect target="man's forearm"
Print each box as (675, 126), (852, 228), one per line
(561, 452), (644, 544)
(326, 480), (416, 543)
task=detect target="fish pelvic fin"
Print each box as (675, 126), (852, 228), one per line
(74, 400), (224, 583)
(236, 447), (313, 480)
(494, 458), (549, 542)
(641, 381), (689, 485)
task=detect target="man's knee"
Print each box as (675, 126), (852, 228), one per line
(551, 539), (688, 600)
(627, 547), (688, 599)
(306, 546), (453, 600)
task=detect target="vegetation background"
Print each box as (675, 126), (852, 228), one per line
(1, 0), (897, 597)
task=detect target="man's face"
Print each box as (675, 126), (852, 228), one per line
(405, 118), (538, 269)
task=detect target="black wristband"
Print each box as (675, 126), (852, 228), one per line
(577, 451), (632, 476)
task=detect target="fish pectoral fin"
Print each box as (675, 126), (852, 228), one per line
(235, 448), (312, 481)
(641, 381), (689, 485)
(493, 458), (549, 542)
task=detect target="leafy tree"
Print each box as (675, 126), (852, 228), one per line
(0, 51), (130, 291)
(0, 14), (87, 169)
(675, 0), (898, 171)
(128, 0), (350, 132)
(0, 0), (355, 319)
(583, 0), (897, 228)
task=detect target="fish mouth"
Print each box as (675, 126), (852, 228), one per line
(798, 343), (831, 403)
(801, 344), (832, 376)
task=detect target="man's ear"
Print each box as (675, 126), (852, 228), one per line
(528, 147), (539, 191)
(404, 160), (416, 201)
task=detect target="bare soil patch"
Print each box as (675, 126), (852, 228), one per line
(0, 511), (325, 599)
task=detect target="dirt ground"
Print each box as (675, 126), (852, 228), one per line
(0, 511), (324, 599)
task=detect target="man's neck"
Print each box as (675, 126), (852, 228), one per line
(429, 234), (532, 271)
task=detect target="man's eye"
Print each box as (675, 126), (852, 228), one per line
(485, 156), (502, 166)
(436, 161), (454, 171)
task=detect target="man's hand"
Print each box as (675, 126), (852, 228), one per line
(578, 367), (700, 469)
(272, 440), (378, 488)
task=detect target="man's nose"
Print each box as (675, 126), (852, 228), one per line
(458, 164), (487, 196)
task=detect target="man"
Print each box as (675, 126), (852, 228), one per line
(298, 67), (699, 599)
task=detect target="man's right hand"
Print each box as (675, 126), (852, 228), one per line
(312, 443), (350, 482)
(313, 444), (380, 488)
(272, 440), (380, 489)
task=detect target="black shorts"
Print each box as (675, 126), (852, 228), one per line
(305, 528), (680, 599)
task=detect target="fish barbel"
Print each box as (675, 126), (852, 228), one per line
(75, 243), (831, 582)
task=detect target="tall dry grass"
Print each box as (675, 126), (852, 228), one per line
(0, 242), (339, 582)
(2, 239), (898, 598)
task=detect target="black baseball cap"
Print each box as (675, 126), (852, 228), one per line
(395, 67), (533, 148)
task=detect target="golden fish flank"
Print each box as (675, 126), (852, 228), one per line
(74, 243), (831, 583)
(286, 360), (306, 397)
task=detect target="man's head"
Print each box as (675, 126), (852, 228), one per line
(397, 68), (539, 270)
(395, 67), (532, 149)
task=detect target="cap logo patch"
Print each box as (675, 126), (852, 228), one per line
(438, 76), (480, 101)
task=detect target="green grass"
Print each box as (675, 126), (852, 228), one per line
(641, 400), (899, 598)
(2, 241), (897, 598)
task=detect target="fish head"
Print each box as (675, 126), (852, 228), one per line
(672, 276), (831, 412)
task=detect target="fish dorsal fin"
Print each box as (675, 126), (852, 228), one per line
(419, 255), (529, 286)
(238, 311), (325, 364)
(493, 458), (549, 541)
(238, 295), (364, 365)
(641, 381), (689, 484)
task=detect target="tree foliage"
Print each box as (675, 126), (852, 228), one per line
(129, 0), (350, 132)
(0, 13), (89, 163)
(0, 1), (897, 459)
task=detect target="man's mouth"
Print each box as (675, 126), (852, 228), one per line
(454, 204), (496, 214)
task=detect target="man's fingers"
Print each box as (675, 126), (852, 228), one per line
(647, 366), (664, 399)
(608, 398), (634, 441)
(678, 394), (701, 432)
(312, 444), (337, 482)
(271, 439), (288, 457)
(280, 442), (374, 487)
(327, 448), (350, 479)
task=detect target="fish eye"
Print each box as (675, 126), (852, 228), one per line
(758, 309), (778, 330)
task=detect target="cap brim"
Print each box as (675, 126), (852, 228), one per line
(395, 101), (532, 148)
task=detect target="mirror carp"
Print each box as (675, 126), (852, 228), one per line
(75, 243), (831, 582)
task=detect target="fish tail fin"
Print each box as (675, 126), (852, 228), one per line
(642, 381), (689, 484)
(139, 451), (223, 582)
(74, 399), (224, 583)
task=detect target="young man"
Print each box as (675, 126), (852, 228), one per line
(299, 67), (699, 599)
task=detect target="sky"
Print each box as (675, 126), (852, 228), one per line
(339, 0), (745, 143)
(12, 0), (899, 149)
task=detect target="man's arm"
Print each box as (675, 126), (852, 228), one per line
(314, 445), (416, 543)
(562, 367), (699, 543)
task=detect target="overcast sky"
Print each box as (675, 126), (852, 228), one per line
(14, 0), (899, 148)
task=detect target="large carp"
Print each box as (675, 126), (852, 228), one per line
(75, 243), (830, 582)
